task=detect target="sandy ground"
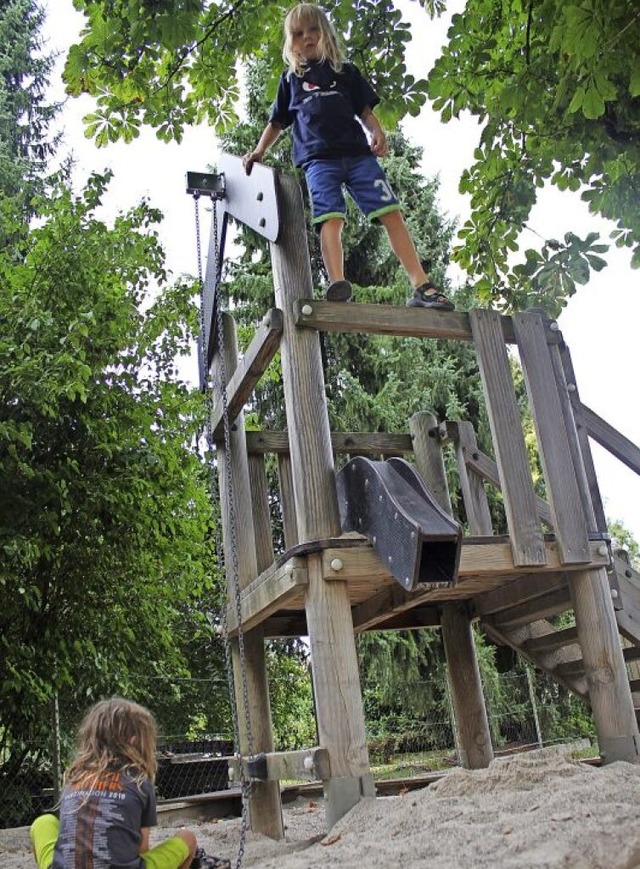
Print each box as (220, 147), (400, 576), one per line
(3, 750), (640, 868)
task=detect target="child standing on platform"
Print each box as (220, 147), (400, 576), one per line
(30, 698), (228, 869)
(243, 2), (454, 310)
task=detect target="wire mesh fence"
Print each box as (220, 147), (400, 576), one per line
(0, 669), (596, 830)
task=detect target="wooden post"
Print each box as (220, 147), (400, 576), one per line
(213, 313), (284, 838)
(270, 174), (373, 828)
(410, 412), (493, 769)
(515, 313), (639, 763)
(452, 421), (494, 536)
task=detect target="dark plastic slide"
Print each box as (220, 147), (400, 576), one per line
(336, 457), (462, 591)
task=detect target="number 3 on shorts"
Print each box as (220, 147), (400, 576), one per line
(374, 179), (394, 201)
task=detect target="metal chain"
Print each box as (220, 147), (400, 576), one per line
(193, 194), (253, 869)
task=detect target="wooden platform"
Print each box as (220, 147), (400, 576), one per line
(226, 535), (611, 638)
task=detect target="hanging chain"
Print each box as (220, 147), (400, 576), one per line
(193, 193), (253, 869)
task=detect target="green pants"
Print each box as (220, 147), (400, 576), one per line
(30, 814), (190, 869)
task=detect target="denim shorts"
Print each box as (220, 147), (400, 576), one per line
(304, 154), (401, 225)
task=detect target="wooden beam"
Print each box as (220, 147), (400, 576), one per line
(474, 573), (570, 618)
(321, 539), (609, 584)
(245, 430), (413, 455)
(490, 586), (572, 628)
(522, 624), (579, 654)
(581, 403), (640, 476)
(226, 560), (308, 635)
(210, 309), (282, 439)
(271, 173), (372, 829)
(464, 449), (554, 529)
(294, 299), (487, 342)
(230, 748), (331, 783)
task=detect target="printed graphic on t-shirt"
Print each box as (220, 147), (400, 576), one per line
(52, 772), (155, 869)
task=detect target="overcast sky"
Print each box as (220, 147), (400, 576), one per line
(42, 0), (640, 544)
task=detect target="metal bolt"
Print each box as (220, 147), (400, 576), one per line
(611, 588), (619, 599)
(303, 755), (314, 772)
(388, 556), (393, 564)
(301, 304), (313, 315)
(285, 563), (294, 576)
(567, 383), (576, 393)
(626, 569), (633, 578)
(372, 536), (377, 544)
(549, 321), (559, 332)
(597, 545), (608, 557)
(330, 558), (343, 572)
(259, 217), (266, 227)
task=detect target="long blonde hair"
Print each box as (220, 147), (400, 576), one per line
(65, 698), (158, 787)
(282, 4), (345, 77)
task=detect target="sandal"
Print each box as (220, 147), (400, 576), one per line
(407, 281), (455, 311)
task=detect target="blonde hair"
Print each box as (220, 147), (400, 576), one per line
(65, 698), (158, 788)
(283, 4), (345, 76)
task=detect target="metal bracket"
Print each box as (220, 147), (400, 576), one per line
(185, 171), (226, 200)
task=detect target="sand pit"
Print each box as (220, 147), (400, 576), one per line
(3, 750), (640, 868)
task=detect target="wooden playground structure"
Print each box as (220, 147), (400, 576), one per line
(194, 154), (640, 839)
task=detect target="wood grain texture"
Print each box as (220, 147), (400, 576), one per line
(470, 309), (545, 566)
(513, 312), (590, 563)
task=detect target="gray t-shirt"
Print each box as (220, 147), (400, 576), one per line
(52, 770), (157, 868)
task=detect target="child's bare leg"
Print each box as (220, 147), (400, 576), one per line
(378, 210), (428, 288)
(319, 217), (345, 282)
(379, 210), (454, 310)
(320, 217), (352, 301)
(175, 829), (197, 868)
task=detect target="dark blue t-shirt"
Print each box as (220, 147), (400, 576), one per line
(269, 60), (380, 167)
(51, 771), (157, 869)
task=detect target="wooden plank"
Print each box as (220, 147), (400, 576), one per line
(522, 624), (579, 654)
(554, 658), (585, 679)
(450, 421), (494, 535)
(513, 312), (590, 563)
(615, 553), (640, 645)
(582, 403), (640, 476)
(249, 454), (274, 575)
(294, 299), (483, 342)
(230, 748), (331, 783)
(554, 344), (607, 532)
(321, 539), (609, 584)
(210, 309), (282, 439)
(277, 454), (299, 550)
(245, 430), (413, 455)
(474, 573), (570, 618)
(465, 448), (554, 528)
(482, 619), (589, 701)
(469, 309), (546, 566)
(491, 586), (573, 628)
(226, 560), (308, 634)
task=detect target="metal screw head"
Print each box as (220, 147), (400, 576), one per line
(301, 304), (313, 315)
(330, 558), (343, 572)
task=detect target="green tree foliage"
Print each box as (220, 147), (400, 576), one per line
(0, 174), (216, 765)
(0, 0), (61, 200)
(62, 0), (435, 145)
(427, 0), (640, 312)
